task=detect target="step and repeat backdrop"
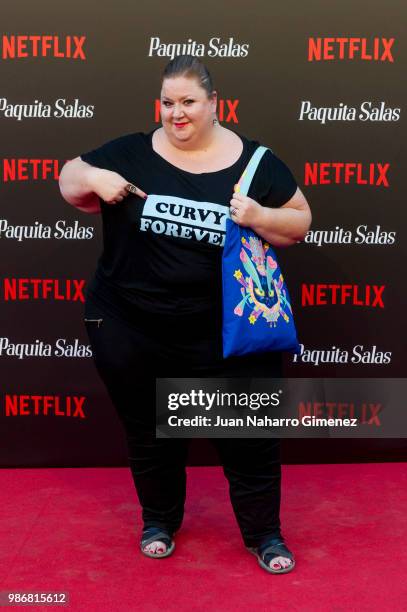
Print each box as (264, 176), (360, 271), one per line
(1, 0), (406, 466)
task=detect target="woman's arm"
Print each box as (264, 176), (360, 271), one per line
(59, 157), (102, 213)
(59, 157), (147, 214)
(229, 187), (312, 247)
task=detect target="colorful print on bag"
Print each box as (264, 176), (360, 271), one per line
(233, 235), (293, 326)
(222, 146), (301, 358)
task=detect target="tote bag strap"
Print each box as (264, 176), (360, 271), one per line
(234, 145), (270, 196)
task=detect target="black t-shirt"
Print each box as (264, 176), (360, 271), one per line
(80, 129), (297, 317)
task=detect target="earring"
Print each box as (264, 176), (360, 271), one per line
(213, 115), (219, 125)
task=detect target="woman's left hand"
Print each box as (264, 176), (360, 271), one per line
(229, 191), (264, 227)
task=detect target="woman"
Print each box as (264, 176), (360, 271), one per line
(59, 55), (311, 574)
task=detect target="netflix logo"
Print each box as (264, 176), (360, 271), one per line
(304, 162), (390, 187)
(2, 279), (86, 302)
(2, 159), (63, 182)
(298, 400), (382, 425)
(2, 35), (86, 59)
(308, 37), (394, 62)
(154, 99), (239, 123)
(4, 394), (86, 418)
(301, 284), (385, 308)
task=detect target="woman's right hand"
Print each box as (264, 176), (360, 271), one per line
(88, 167), (147, 204)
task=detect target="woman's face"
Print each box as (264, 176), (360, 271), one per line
(160, 75), (217, 146)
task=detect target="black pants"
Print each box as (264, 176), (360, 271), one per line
(85, 294), (283, 548)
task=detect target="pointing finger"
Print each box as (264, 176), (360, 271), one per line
(125, 182), (148, 199)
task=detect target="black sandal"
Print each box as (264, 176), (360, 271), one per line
(140, 527), (175, 559)
(247, 537), (295, 574)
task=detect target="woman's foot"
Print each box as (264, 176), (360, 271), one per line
(248, 537), (295, 574)
(143, 540), (168, 555)
(267, 555), (293, 571)
(140, 527), (175, 558)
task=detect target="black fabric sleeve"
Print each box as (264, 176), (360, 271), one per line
(80, 134), (134, 174)
(248, 149), (298, 208)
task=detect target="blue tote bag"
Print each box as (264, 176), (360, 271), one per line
(222, 146), (301, 358)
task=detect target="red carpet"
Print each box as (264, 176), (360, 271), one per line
(1, 464), (406, 611)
